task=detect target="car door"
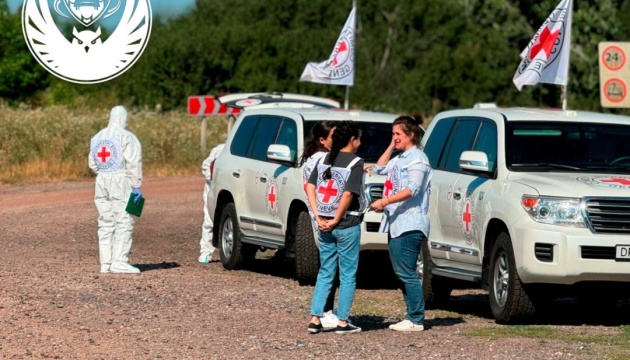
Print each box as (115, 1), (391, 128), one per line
(428, 118), (481, 264)
(425, 117), (458, 257)
(241, 115), (283, 237)
(449, 119), (497, 266)
(254, 117), (299, 239)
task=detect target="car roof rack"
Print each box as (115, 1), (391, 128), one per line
(473, 102), (498, 109)
(217, 92), (340, 110)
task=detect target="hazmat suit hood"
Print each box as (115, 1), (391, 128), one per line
(108, 106), (128, 129)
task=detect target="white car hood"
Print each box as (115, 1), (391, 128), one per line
(508, 172), (630, 197)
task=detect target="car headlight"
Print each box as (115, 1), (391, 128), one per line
(521, 196), (586, 227)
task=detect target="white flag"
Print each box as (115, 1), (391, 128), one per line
(513, 0), (572, 91)
(300, 8), (356, 86)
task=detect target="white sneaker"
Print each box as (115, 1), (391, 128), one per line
(198, 251), (215, 264)
(100, 264), (110, 273)
(389, 319), (424, 332)
(320, 310), (339, 329)
(110, 262), (140, 274)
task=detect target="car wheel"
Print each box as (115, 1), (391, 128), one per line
(420, 239), (452, 308)
(294, 210), (319, 285)
(219, 203), (246, 270)
(488, 232), (535, 323)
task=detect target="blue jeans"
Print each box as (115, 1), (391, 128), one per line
(388, 230), (425, 324)
(310, 224), (360, 321)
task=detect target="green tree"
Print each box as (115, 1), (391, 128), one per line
(0, 0), (49, 102)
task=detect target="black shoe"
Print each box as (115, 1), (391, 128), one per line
(334, 323), (361, 334)
(308, 322), (323, 334)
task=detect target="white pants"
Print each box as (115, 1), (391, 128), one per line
(199, 181), (215, 255)
(94, 173), (134, 267)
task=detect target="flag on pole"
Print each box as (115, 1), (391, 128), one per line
(300, 7), (356, 86)
(513, 0), (573, 91)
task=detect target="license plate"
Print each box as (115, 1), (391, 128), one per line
(616, 245), (630, 261)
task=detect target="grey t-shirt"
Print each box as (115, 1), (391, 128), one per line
(308, 152), (364, 230)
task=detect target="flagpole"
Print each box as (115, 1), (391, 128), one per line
(561, 0), (573, 111)
(344, 0), (357, 110)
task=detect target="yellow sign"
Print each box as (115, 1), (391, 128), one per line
(599, 42), (630, 108)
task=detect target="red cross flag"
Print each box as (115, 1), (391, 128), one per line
(300, 7), (355, 86)
(513, 0), (573, 91)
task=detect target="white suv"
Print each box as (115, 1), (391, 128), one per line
(420, 106), (630, 323)
(207, 93), (396, 284)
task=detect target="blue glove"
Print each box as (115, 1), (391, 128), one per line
(132, 188), (143, 204)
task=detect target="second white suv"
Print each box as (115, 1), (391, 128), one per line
(420, 105), (630, 323)
(207, 93), (397, 284)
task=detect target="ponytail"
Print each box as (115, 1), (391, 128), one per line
(323, 121), (361, 180)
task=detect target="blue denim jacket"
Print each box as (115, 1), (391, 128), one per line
(374, 146), (433, 238)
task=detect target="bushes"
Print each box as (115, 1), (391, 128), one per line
(0, 105), (227, 184)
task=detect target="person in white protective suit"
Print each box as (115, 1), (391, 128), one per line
(88, 106), (143, 274)
(198, 143), (225, 263)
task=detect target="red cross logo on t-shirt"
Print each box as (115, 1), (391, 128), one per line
(383, 175), (394, 198)
(317, 179), (339, 204)
(97, 146), (111, 163)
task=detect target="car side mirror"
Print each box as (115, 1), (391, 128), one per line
(267, 144), (294, 164)
(460, 150), (490, 173)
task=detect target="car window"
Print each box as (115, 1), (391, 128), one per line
(424, 117), (455, 168)
(442, 119), (480, 173)
(231, 115), (259, 157)
(304, 120), (394, 163)
(507, 121), (630, 171)
(275, 119), (298, 162)
(473, 121), (498, 172)
(250, 116), (283, 161)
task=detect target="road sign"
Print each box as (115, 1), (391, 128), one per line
(187, 96), (242, 116)
(599, 42), (630, 108)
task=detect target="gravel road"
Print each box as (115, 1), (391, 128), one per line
(0, 176), (627, 359)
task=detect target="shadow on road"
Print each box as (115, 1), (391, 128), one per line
(136, 261), (181, 272)
(435, 292), (630, 326)
(239, 249), (399, 289)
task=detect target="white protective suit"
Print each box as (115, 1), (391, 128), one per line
(199, 143), (225, 263)
(88, 106), (143, 274)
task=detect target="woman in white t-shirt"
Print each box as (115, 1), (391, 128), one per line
(298, 120), (338, 329)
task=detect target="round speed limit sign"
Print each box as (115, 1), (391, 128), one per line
(602, 46), (626, 71)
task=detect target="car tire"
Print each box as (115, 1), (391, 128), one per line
(488, 232), (536, 323)
(294, 210), (319, 285)
(218, 203), (247, 270)
(419, 239), (452, 309)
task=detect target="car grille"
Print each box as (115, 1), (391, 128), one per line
(366, 184), (383, 203)
(583, 197), (630, 234)
(534, 243), (554, 262)
(365, 222), (380, 232)
(581, 246), (616, 260)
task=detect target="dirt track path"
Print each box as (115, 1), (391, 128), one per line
(0, 176), (627, 359)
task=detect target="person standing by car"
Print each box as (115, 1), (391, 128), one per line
(306, 121), (364, 335)
(368, 115), (432, 332)
(198, 143), (225, 263)
(299, 120), (339, 329)
(88, 105), (143, 274)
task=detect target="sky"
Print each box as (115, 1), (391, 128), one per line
(7, 0), (196, 18)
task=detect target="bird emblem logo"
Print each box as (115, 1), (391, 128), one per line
(22, 0), (152, 84)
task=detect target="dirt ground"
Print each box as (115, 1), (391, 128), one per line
(0, 176), (628, 359)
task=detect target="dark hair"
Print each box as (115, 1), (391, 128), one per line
(324, 121), (361, 180)
(299, 121), (337, 166)
(393, 115), (424, 145)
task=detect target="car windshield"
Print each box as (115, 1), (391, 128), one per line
(506, 121), (630, 172)
(304, 120), (396, 163)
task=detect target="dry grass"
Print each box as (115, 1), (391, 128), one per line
(0, 105), (228, 184)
